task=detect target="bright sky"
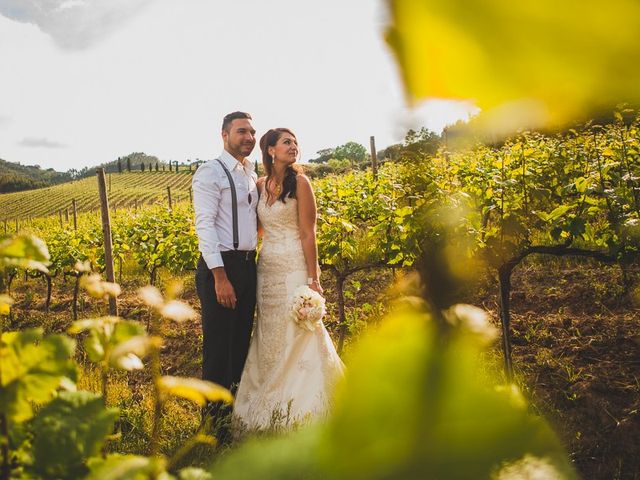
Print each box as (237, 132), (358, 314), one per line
(0, 0), (477, 172)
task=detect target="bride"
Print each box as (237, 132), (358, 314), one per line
(233, 128), (345, 430)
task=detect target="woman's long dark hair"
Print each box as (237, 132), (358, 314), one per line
(259, 128), (303, 203)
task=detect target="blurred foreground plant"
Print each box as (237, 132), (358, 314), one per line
(385, 0), (640, 135)
(209, 207), (576, 479)
(0, 233), (227, 479)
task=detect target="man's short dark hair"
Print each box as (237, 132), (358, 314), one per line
(222, 111), (252, 132)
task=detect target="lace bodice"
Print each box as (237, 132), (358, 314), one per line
(258, 194), (304, 259)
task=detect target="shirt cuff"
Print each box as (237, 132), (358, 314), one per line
(203, 252), (224, 270)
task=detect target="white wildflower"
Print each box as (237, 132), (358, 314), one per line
(493, 454), (565, 480)
(138, 285), (164, 308)
(73, 260), (92, 273)
(161, 300), (197, 322)
(444, 303), (498, 344)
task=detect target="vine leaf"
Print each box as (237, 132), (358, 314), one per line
(0, 329), (76, 422)
(31, 391), (118, 480)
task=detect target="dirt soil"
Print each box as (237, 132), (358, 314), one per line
(487, 259), (640, 480)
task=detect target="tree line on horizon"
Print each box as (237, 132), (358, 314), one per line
(5, 112), (628, 195)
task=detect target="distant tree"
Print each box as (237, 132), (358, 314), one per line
(117, 158), (122, 173)
(333, 141), (368, 166)
(127, 157), (131, 172)
(155, 163), (159, 172)
(141, 162), (145, 172)
(309, 148), (335, 164)
(309, 142), (367, 166)
(400, 127), (442, 159)
(378, 143), (404, 161)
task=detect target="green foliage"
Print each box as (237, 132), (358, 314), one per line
(0, 234), (50, 274)
(87, 454), (168, 480)
(69, 317), (148, 370)
(315, 165), (423, 270)
(31, 391), (118, 479)
(47, 228), (101, 275)
(125, 205), (199, 284)
(0, 329), (76, 422)
(414, 114), (640, 267)
(0, 232), (230, 479)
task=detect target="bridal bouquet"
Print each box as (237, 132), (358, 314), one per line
(290, 285), (326, 331)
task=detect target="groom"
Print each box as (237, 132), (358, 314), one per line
(193, 111), (258, 438)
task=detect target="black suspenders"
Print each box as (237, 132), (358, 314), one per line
(216, 159), (239, 250)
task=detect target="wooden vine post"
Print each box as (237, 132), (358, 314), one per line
(370, 136), (378, 179)
(96, 168), (118, 316)
(167, 186), (172, 210)
(72, 199), (77, 231)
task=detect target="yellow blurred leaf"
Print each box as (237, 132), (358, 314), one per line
(158, 376), (232, 406)
(68, 316), (120, 335)
(386, 0), (640, 130)
(0, 294), (14, 316)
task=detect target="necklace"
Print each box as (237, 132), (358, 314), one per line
(271, 178), (282, 196)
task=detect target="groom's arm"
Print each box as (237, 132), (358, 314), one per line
(192, 162), (237, 309)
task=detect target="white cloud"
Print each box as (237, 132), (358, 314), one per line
(0, 0), (154, 50)
(18, 137), (67, 148)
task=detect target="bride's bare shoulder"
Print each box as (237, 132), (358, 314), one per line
(295, 173), (312, 188)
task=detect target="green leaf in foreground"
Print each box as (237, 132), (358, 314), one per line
(0, 234), (50, 273)
(31, 391), (119, 480)
(385, 0), (640, 130)
(0, 329), (76, 422)
(87, 454), (169, 480)
(211, 305), (576, 479)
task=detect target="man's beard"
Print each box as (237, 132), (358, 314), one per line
(231, 142), (255, 157)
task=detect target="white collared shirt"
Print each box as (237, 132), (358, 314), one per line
(192, 149), (258, 269)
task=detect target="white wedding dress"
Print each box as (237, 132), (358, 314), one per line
(233, 193), (345, 431)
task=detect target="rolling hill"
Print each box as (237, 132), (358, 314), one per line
(0, 158), (73, 193)
(0, 170), (194, 221)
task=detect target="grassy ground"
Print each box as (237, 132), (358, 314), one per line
(6, 259), (640, 479)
